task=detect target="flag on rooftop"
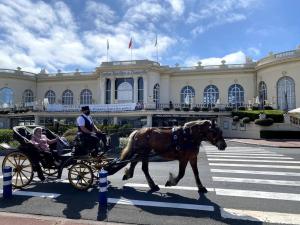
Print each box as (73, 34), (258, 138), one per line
(107, 40), (109, 50)
(129, 37), (133, 49)
(155, 34), (158, 47)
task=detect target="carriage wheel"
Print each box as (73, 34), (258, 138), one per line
(68, 163), (93, 190)
(2, 151), (33, 188)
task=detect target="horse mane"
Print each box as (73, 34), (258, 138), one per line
(183, 120), (211, 128)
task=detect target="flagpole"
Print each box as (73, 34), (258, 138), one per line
(156, 44), (158, 63)
(106, 39), (109, 62)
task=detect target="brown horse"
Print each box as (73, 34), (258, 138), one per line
(120, 120), (227, 193)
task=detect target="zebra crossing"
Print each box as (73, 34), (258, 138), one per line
(204, 145), (300, 224)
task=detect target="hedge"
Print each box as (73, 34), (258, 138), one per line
(260, 130), (300, 139)
(201, 107), (209, 112)
(213, 108), (220, 112)
(182, 107), (190, 111)
(254, 118), (274, 126)
(241, 117), (250, 124)
(233, 116), (240, 122)
(225, 107), (233, 112)
(232, 110), (284, 123)
(192, 107), (200, 112)
(0, 129), (14, 143)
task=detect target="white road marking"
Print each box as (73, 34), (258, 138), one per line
(213, 176), (300, 186)
(205, 150), (271, 153)
(208, 158), (300, 163)
(124, 183), (214, 192)
(209, 163), (300, 169)
(221, 208), (300, 225)
(205, 153), (284, 156)
(0, 189), (60, 198)
(108, 197), (214, 211)
(211, 169), (300, 177)
(207, 155), (292, 159)
(215, 188), (300, 201)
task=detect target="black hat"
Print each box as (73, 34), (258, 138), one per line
(81, 106), (90, 111)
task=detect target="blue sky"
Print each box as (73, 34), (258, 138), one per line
(0, 0), (299, 73)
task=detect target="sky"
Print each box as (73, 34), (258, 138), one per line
(0, 0), (299, 73)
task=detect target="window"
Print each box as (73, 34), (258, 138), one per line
(22, 89), (34, 104)
(117, 81), (133, 103)
(258, 81), (267, 106)
(277, 76), (295, 110)
(153, 83), (160, 107)
(105, 79), (111, 104)
(138, 77), (144, 103)
(45, 90), (56, 104)
(203, 85), (219, 107)
(80, 89), (92, 105)
(62, 89), (73, 105)
(228, 84), (244, 106)
(181, 86), (195, 105)
(0, 87), (14, 108)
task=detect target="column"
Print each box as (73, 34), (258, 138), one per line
(146, 114), (152, 127)
(143, 75), (148, 104)
(111, 77), (115, 104)
(133, 77), (138, 103)
(34, 115), (39, 125)
(100, 77), (105, 104)
(113, 116), (118, 125)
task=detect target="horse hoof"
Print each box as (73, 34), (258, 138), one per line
(165, 181), (172, 187)
(122, 175), (128, 180)
(148, 185), (160, 193)
(198, 187), (208, 193)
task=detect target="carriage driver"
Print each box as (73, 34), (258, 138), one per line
(76, 106), (108, 155)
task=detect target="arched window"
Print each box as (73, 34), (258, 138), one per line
(181, 86), (195, 105)
(228, 84), (244, 106)
(138, 77), (144, 103)
(62, 89), (73, 105)
(22, 89), (34, 104)
(117, 81), (133, 103)
(153, 83), (160, 107)
(80, 89), (92, 105)
(105, 79), (111, 104)
(0, 87), (14, 108)
(203, 85), (219, 107)
(258, 81), (267, 106)
(45, 90), (56, 104)
(277, 76), (295, 110)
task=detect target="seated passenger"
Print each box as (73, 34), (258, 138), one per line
(31, 127), (58, 152)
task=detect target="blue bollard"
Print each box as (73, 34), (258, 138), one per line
(98, 169), (108, 206)
(2, 166), (12, 199)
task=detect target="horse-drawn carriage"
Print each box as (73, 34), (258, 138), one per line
(1, 125), (124, 190)
(1, 120), (226, 194)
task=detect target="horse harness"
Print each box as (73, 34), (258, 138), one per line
(171, 126), (194, 151)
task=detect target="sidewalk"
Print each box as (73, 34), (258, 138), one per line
(0, 212), (127, 225)
(228, 138), (300, 148)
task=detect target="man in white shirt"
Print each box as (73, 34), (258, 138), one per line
(76, 106), (108, 155)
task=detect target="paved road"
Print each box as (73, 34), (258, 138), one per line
(1, 142), (300, 225)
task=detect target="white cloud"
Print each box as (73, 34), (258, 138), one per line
(247, 47), (260, 56)
(184, 51), (246, 66)
(167, 0), (185, 16)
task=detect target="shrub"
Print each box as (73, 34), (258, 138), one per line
(232, 110), (284, 123)
(163, 107), (170, 111)
(225, 107), (233, 112)
(238, 106), (246, 111)
(201, 107), (209, 112)
(0, 129), (14, 143)
(254, 118), (274, 126)
(233, 116), (240, 122)
(251, 106), (259, 110)
(182, 107), (190, 111)
(264, 106), (274, 110)
(241, 117), (250, 124)
(213, 107), (220, 112)
(192, 107), (200, 112)
(175, 107), (181, 111)
(260, 130), (300, 139)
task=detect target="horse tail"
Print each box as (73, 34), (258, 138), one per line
(120, 130), (138, 160)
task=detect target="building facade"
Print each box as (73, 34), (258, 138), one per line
(0, 48), (300, 129)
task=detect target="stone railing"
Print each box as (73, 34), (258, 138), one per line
(174, 63), (256, 71)
(0, 68), (36, 77)
(257, 49), (300, 67)
(101, 60), (160, 67)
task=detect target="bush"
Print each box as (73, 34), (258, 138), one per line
(175, 107), (181, 111)
(163, 107), (170, 111)
(232, 110), (284, 123)
(213, 107), (220, 112)
(201, 107), (209, 112)
(46, 125), (75, 135)
(254, 118), (274, 126)
(251, 106), (259, 110)
(241, 117), (250, 124)
(192, 107), (200, 112)
(233, 116), (240, 122)
(182, 107), (190, 111)
(225, 107), (233, 112)
(238, 106), (246, 111)
(264, 106), (274, 110)
(260, 130), (300, 139)
(0, 129), (14, 143)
